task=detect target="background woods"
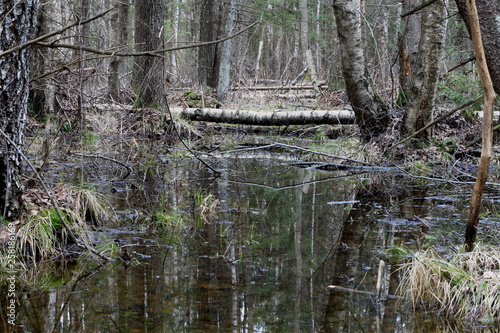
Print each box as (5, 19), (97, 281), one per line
(21, 0), (492, 128)
(1, 0), (497, 220)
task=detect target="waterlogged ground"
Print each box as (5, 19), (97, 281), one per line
(1, 135), (500, 332)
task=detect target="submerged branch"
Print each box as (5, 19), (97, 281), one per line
(70, 151), (133, 180)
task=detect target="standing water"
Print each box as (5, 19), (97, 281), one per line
(1, 140), (499, 332)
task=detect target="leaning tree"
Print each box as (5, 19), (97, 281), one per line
(0, 0), (39, 220)
(332, 0), (391, 141)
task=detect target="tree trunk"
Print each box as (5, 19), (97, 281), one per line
(332, 0), (391, 141)
(300, 0), (309, 67)
(108, 0), (129, 102)
(217, 0), (236, 102)
(0, 0), (39, 219)
(198, 0), (219, 89)
(177, 108), (354, 126)
(404, 0), (448, 139)
(373, 0), (390, 92)
(398, 0), (422, 103)
(455, 0), (500, 94)
(132, 0), (166, 108)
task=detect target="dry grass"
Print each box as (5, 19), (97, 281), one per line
(400, 245), (500, 322)
(2, 184), (115, 265)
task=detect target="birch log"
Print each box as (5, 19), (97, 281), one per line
(175, 108), (355, 126)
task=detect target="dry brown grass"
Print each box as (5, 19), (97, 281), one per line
(400, 245), (500, 322)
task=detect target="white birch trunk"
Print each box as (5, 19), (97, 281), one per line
(404, 0), (448, 138)
(176, 108), (354, 126)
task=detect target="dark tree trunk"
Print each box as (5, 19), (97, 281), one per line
(198, 0), (220, 89)
(332, 0), (391, 141)
(0, 0), (39, 219)
(132, 0), (166, 108)
(455, 0), (500, 94)
(108, 0), (129, 102)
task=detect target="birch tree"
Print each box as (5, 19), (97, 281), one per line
(404, 0), (449, 139)
(0, 0), (39, 219)
(332, 0), (391, 141)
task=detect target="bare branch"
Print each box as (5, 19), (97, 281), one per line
(35, 21), (259, 57)
(0, 7), (115, 58)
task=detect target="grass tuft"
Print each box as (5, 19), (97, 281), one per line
(400, 245), (500, 322)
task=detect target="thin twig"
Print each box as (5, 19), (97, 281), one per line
(164, 104), (221, 176)
(400, 0), (439, 18)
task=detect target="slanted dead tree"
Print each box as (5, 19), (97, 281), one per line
(464, 0), (497, 252)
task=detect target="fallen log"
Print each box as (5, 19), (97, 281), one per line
(174, 107), (355, 126)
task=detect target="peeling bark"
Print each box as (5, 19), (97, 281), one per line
(0, 0), (39, 219)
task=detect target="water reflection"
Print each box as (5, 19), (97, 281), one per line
(1, 151), (499, 332)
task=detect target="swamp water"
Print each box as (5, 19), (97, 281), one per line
(1, 139), (500, 332)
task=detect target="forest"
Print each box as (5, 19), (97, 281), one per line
(1, 0), (500, 332)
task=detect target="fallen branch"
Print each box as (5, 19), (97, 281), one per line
(36, 21), (258, 58)
(69, 151), (133, 180)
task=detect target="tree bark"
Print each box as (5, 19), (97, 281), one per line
(404, 0), (448, 139)
(0, 0), (39, 219)
(217, 0), (236, 102)
(455, 0), (500, 94)
(332, 0), (391, 141)
(108, 0), (129, 102)
(177, 108), (355, 126)
(198, 0), (219, 89)
(300, 0), (309, 67)
(132, 0), (166, 108)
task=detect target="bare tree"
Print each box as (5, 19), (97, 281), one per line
(0, 0), (39, 219)
(332, 0), (391, 141)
